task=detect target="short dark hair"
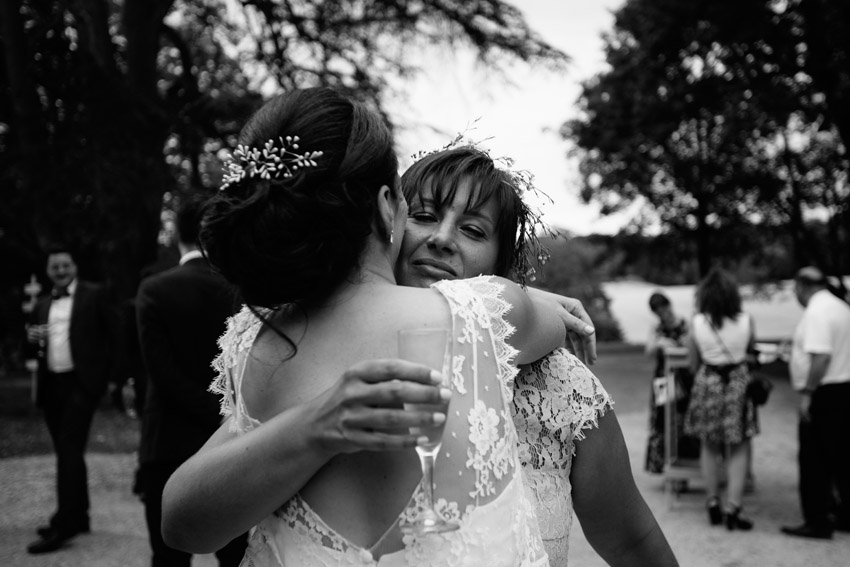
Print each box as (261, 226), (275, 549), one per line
(400, 147), (526, 280)
(648, 292), (671, 313)
(44, 243), (75, 261)
(695, 267), (742, 328)
(175, 194), (207, 246)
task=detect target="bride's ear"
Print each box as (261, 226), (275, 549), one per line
(376, 184), (397, 242)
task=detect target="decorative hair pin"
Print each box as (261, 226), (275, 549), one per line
(220, 136), (323, 190)
(412, 128), (561, 286)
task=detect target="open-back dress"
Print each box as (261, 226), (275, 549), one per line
(209, 277), (549, 567)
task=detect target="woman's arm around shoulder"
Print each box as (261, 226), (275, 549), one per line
(162, 405), (331, 553)
(524, 286), (597, 365)
(162, 359), (447, 553)
(571, 410), (679, 566)
(494, 276), (567, 365)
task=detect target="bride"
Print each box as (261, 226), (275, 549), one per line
(162, 87), (573, 566)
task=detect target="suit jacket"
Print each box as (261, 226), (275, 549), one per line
(28, 280), (114, 406)
(135, 257), (238, 467)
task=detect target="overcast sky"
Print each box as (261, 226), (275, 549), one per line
(388, 0), (630, 235)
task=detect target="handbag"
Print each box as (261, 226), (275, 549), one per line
(746, 374), (773, 406)
(706, 316), (772, 406)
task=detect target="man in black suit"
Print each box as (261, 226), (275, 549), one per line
(25, 246), (114, 554)
(135, 196), (247, 567)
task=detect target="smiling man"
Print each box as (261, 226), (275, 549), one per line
(25, 246), (115, 554)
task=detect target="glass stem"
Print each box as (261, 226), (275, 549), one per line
(418, 450), (438, 512)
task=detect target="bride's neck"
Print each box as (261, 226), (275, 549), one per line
(311, 239), (398, 308)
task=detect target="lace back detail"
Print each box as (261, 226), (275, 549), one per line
(209, 305), (267, 432)
(209, 280), (549, 567)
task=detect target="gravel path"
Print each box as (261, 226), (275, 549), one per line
(1, 347), (847, 566)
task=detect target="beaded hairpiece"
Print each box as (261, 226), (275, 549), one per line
(220, 136), (323, 190)
(411, 130), (560, 286)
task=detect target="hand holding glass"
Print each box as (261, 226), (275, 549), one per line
(398, 328), (459, 535)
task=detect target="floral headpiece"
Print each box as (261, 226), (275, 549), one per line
(220, 136), (323, 191)
(411, 128), (561, 286)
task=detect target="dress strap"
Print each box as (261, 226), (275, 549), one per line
(209, 305), (266, 432)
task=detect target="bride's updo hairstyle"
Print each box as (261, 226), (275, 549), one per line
(200, 87), (398, 308)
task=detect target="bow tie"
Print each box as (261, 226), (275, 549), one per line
(51, 288), (71, 300)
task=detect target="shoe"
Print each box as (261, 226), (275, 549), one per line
(26, 530), (75, 554)
(707, 497), (723, 526)
(832, 515), (850, 533)
(725, 506), (754, 531)
(781, 523), (833, 540)
(36, 519), (89, 538)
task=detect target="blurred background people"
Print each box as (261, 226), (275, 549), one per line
(644, 292), (699, 481)
(135, 196), (247, 566)
(685, 267), (758, 531)
(781, 266), (850, 540)
(24, 245), (115, 554)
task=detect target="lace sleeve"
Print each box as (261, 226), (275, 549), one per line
(513, 348), (614, 470)
(433, 276), (519, 403)
(209, 305), (266, 433)
(427, 276), (547, 566)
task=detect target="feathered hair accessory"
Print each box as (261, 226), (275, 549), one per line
(411, 129), (560, 286)
(220, 136), (323, 191)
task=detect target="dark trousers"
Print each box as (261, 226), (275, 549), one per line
(798, 383), (850, 528)
(140, 462), (247, 567)
(40, 371), (97, 533)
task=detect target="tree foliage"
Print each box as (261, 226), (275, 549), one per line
(534, 235), (623, 342)
(564, 0), (848, 280)
(0, 0), (567, 371)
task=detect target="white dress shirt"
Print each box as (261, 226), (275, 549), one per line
(179, 249), (204, 265)
(47, 279), (76, 373)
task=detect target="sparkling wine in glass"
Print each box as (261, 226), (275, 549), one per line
(398, 328), (459, 535)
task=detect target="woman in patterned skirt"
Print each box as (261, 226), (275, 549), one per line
(685, 268), (759, 531)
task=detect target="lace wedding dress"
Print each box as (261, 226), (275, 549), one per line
(210, 277), (549, 567)
(513, 349), (613, 567)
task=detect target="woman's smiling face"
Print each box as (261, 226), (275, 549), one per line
(396, 178), (500, 288)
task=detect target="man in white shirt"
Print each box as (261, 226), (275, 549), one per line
(781, 267), (850, 540)
(25, 247), (114, 554)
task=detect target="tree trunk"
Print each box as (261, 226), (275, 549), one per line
(780, 131), (824, 270)
(0, 0), (47, 158)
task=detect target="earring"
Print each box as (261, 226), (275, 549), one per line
(389, 229), (394, 245)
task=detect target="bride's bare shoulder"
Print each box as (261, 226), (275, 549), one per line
(379, 284), (452, 323)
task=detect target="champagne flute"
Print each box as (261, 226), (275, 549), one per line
(398, 328), (459, 535)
